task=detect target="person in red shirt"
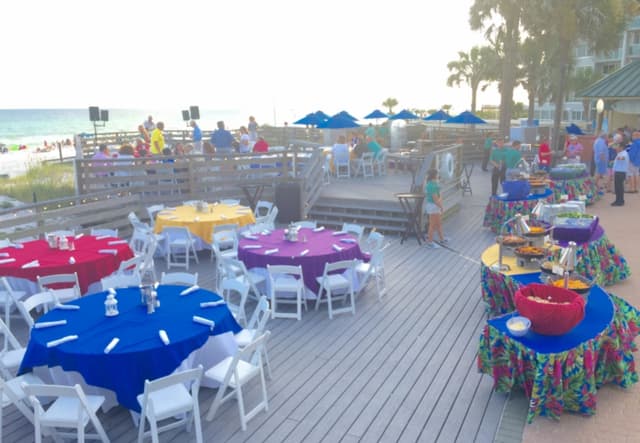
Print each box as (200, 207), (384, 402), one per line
(537, 139), (551, 170)
(253, 136), (269, 153)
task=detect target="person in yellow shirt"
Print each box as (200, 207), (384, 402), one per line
(150, 121), (165, 155)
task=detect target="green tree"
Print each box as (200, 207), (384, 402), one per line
(569, 67), (603, 122)
(517, 35), (553, 125)
(470, 0), (525, 138)
(382, 98), (399, 115)
(442, 104), (452, 114)
(411, 108), (427, 118)
(446, 45), (497, 113)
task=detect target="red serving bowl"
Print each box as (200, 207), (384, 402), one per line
(514, 283), (585, 336)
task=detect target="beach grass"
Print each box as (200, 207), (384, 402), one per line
(0, 162), (75, 203)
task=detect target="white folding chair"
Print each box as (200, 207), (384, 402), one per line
(374, 148), (388, 176)
(160, 271), (198, 286)
(221, 277), (250, 326)
(341, 222), (364, 242)
(292, 220), (317, 229)
(267, 264), (306, 321)
(205, 332), (270, 429)
(23, 383), (109, 443)
(322, 153), (331, 184)
(1, 372), (48, 437)
(222, 258), (265, 300)
(15, 291), (58, 328)
(90, 228), (119, 237)
(334, 151), (351, 178)
(129, 231), (159, 282)
(356, 248), (386, 300)
(136, 366), (203, 443)
(37, 273), (80, 303)
(361, 230), (385, 254)
(210, 225), (239, 262)
(116, 255), (143, 276)
(0, 317), (25, 379)
(234, 296), (272, 379)
(253, 201), (273, 220)
(146, 204), (165, 229)
(265, 206), (278, 230)
(0, 277), (26, 331)
(101, 273), (142, 291)
(0, 239), (11, 248)
(352, 152), (374, 178)
(163, 227), (199, 270)
(46, 230), (75, 238)
(315, 259), (357, 319)
(219, 199), (240, 206)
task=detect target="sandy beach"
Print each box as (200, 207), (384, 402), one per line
(0, 146), (77, 177)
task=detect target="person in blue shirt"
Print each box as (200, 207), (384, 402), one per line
(210, 121), (236, 154)
(190, 120), (202, 154)
(627, 131), (640, 193)
(593, 131), (609, 194)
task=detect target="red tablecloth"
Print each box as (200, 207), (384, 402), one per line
(0, 236), (134, 294)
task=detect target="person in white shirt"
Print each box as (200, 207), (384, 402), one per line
(612, 142), (629, 206)
(238, 126), (251, 153)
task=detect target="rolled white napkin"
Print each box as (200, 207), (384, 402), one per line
(340, 238), (357, 243)
(103, 337), (120, 354)
(332, 244), (343, 252)
(261, 230), (271, 235)
(55, 303), (80, 311)
(0, 252), (10, 257)
(0, 258), (16, 264)
(300, 249), (310, 256)
(158, 330), (170, 345)
(192, 315), (215, 330)
(74, 233), (84, 239)
(108, 240), (127, 245)
(243, 244), (262, 249)
(313, 226), (325, 232)
(35, 319), (67, 329)
(98, 249), (118, 255)
(194, 217), (200, 222)
(243, 234), (259, 240)
(200, 300), (226, 308)
(332, 231), (347, 236)
(264, 248), (279, 255)
(22, 260), (40, 268)
(220, 214), (228, 219)
(107, 288), (117, 295)
(164, 215), (178, 220)
(236, 209), (251, 213)
(95, 235), (110, 240)
(180, 285), (200, 296)
(46, 334), (78, 348)
(9, 243), (24, 249)
(68, 257), (76, 264)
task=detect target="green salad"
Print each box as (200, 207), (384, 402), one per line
(555, 212), (594, 219)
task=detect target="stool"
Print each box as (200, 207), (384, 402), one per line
(462, 163), (473, 196)
(395, 192), (426, 245)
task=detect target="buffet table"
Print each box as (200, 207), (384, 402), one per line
(0, 236), (133, 296)
(482, 189), (554, 233)
(549, 175), (600, 206)
(478, 284), (640, 422)
(19, 285), (241, 412)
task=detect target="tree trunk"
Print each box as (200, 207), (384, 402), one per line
(527, 90), (535, 125)
(552, 44), (570, 152)
(499, 14), (520, 139)
(471, 84), (478, 113)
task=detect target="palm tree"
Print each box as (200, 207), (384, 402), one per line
(470, 0), (525, 138)
(382, 98), (398, 115)
(517, 36), (552, 125)
(446, 45), (496, 113)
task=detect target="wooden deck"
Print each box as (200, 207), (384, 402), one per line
(3, 164), (513, 443)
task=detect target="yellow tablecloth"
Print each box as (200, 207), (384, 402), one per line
(480, 243), (551, 276)
(154, 204), (255, 244)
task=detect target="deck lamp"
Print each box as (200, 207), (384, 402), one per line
(559, 241), (578, 290)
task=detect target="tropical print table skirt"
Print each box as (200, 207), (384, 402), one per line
(483, 191), (554, 233)
(549, 176), (600, 206)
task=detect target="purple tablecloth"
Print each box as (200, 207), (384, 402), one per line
(555, 225), (603, 247)
(238, 228), (366, 292)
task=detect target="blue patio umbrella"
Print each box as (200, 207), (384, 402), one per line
(445, 111), (487, 124)
(314, 110), (331, 121)
(423, 110), (450, 121)
(333, 110), (358, 121)
(364, 109), (389, 119)
(317, 115), (361, 129)
(565, 123), (585, 135)
(388, 109), (420, 120)
(293, 113), (324, 126)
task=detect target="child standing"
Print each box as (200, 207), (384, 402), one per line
(425, 168), (446, 248)
(612, 141), (629, 206)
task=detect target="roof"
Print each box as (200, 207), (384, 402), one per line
(579, 61), (640, 98)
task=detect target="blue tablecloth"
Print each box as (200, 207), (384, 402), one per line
(490, 279), (613, 354)
(19, 285), (242, 411)
(494, 188), (553, 202)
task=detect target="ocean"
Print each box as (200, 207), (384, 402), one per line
(0, 108), (247, 149)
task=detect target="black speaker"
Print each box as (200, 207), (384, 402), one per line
(182, 110), (190, 121)
(275, 182), (303, 223)
(100, 110), (109, 122)
(189, 106), (200, 120)
(89, 106), (100, 122)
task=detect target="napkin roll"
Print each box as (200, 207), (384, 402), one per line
(159, 330), (170, 345)
(74, 233), (84, 239)
(55, 303), (80, 311)
(200, 300), (226, 308)
(95, 235), (110, 240)
(300, 249), (310, 256)
(46, 335), (78, 348)
(98, 249), (118, 255)
(264, 248), (279, 255)
(193, 316), (215, 329)
(35, 319), (67, 329)
(0, 252), (10, 257)
(108, 240), (127, 245)
(180, 285), (200, 296)
(313, 226), (325, 232)
(332, 231), (347, 236)
(243, 245), (262, 249)
(340, 238), (356, 243)
(0, 258), (16, 264)
(104, 337), (120, 354)
(332, 244), (343, 252)
(22, 260), (40, 268)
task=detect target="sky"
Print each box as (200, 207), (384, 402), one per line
(0, 0), (520, 124)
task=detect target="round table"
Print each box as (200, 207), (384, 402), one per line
(154, 203), (255, 245)
(0, 236), (133, 295)
(478, 285), (640, 422)
(549, 175), (600, 206)
(238, 227), (367, 294)
(19, 285), (242, 412)
(482, 189), (554, 233)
